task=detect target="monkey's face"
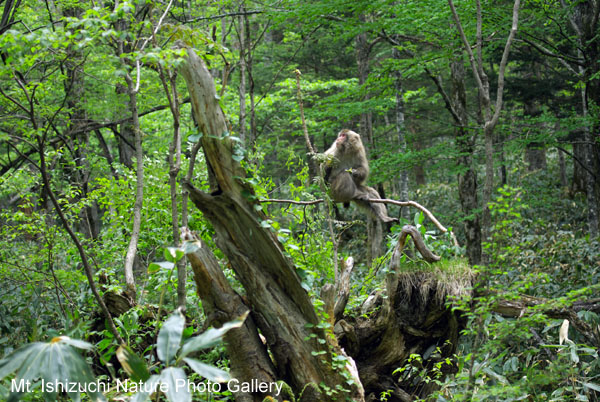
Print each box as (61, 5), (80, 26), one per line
(336, 131), (347, 146)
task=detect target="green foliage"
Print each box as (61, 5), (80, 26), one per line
(0, 336), (105, 402)
(117, 310), (246, 402)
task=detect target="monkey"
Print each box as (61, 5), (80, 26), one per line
(322, 129), (397, 223)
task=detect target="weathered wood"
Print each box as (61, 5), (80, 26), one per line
(180, 228), (279, 402)
(334, 257), (354, 322)
(392, 225), (441, 264)
(177, 45), (362, 401)
(335, 231), (469, 401)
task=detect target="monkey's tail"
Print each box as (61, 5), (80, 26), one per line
(355, 186), (398, 223)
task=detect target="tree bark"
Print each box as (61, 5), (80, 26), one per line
(451, 59), (482, 265)
(392, 46), (410, 221)
(356, 24), (384, 263)
(181, 229), (282, 402)
(560, 0), (599, 235)
(448, 0), (520, 258)
(177, 45), (363, 401)
(238, 7), (247, 143)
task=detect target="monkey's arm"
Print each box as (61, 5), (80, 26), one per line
(350, 165), (368, 184)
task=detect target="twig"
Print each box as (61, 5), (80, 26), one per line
(294, 69), (315, 154)
(293, 71), (338, 280)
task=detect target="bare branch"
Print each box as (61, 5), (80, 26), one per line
(259, 198), (324, 205)
(259, 197), (460, 248)
(294, 69), (315, 154)
(448, 0), (486, 94)
(488, 0), (520, 129)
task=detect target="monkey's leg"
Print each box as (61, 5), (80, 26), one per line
(330, 172), (357, 203)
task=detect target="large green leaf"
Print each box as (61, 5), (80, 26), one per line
(130, 375), (161, 402)
(116, 345), (150, 382)
(183, 357), (230, 382)
(0, 343), (38, 379)
(157, 311), (185, 365)
(161, 367), (190, 402)
(180, 311), (248, 359)
(0, 337), (105, 402)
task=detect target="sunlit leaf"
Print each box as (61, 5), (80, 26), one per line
(180, 311), (248, 359)
(161, 367), (190, 402)
(183, 357), (230, 382)
(157, 311), (185, 365)
(116, 345), (150, 382)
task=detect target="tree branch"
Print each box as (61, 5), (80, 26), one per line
(488, 0), (520, 130)
(259, 198), (460, 247)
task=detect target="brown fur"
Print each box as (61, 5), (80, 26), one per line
(323, 130), (397, 223)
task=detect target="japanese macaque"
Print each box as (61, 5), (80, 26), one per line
(323, 129), (397, 223)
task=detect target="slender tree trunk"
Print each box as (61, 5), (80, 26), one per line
(451, 59), (482, 265)
(166, 74), (185, 308)
(562, 0), (599, 235)
(356, 26), (374, 147)
(238, 6), (247, 143)
(115, 84), (136, 169)
(392, 46), (410, 221)
(121, 72), (143, 299)
(449, 0), (520, 258)
(524, 98), (546, 171)
(245, 11), (257, 145)
(413, 134), (426, 186)
(558, 147), (568, 187)
(356, 21), (383, 263)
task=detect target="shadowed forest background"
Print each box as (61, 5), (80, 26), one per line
(0, 0), (599, 401)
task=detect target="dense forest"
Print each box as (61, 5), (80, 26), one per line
(0, 0), (599, 401)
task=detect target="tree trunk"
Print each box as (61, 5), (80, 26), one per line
(413, 135), (426, 187)
(558, 147), (568, 187)
(525, 144), (547, 171)
(177, 45), (364, 401)
(181, 229), (282, 402)
(366, 216), (383, 266)
(451, 59), (482, 265)
(571, 138), (588, 195)
(356, 22), (373, 147)
(356, 23), (385, 263)
(566, 0), (599, 236)
(524, 98), (546, 171)
(392, 46), (410, 221)
(238, 8), (247, 143)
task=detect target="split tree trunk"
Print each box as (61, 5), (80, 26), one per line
(177, 45), (363, 402)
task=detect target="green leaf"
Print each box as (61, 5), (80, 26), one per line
(164, 247), (184, 263)
(55, 337), (93, 350)
(183, 357), (230, 382)
(0, 343), (37, 379)
(157, 311), (185, 365)
(130, 375), (161, 402)
(570, 345), (580, 364)
(116, 345), (150, 382)
(161, 367), (191, 402)
(148, 261), (174, 274)
(180, 311), (248, 359)
(2, 338), (106, 402)
(583, 383), (600, 392)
